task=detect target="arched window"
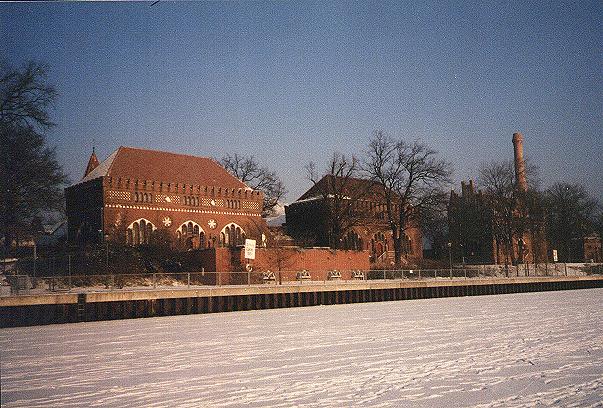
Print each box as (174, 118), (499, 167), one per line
(219, 223), (246, 247)
(126, 219), (156, 245)
(177, 221), (206, 249)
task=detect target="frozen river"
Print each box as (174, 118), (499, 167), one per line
(1, 289), (602, 407)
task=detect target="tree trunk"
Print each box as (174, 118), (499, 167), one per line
(392, 232), (402, 268)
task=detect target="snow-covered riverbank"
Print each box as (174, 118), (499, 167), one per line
(1, 289), (601, 407)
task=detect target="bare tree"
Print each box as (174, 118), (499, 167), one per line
(544, 183), (598, 262)
(478, 159), (544, 267)
(0, 61), (57, 131)
(447, 187), (494, 264)
(478, 160), (517, 266)
(219, 153), (286, 217)
(1, 62), (67, 253)
(365, 131), (452, 267)
(596, 211), (603, 244)
(518, 189), (547, 265)
(266, 231), (296, 273)
(305, 153), (371, 249)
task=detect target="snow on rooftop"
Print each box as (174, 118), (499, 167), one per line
(75, 148), (119, 185)
(1, 289), (601, 407)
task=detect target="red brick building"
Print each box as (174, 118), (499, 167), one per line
(285, 175), (423, 264)
(66, 147), (268, 247)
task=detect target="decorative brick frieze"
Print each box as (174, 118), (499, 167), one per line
(107, 190), (132, 202)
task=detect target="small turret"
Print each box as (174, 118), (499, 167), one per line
(83, 148), (100, 178)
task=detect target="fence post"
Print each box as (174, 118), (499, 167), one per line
(383, 270), (386, 280)
(187, 272), (190, 288)
(564, 263), (568, 276)
(247, 270), (251, 286)
(418, 269), (421, 280)
(68, 254), (72, 290)
(153, 273), (156, 289)
(464, 268), (467, 280)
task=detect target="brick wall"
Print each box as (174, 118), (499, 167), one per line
(198, 247), (370, 283)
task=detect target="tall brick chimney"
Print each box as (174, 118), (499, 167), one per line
(512, 132), (528, 192)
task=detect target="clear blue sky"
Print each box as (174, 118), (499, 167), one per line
(2, 1), (602, 202)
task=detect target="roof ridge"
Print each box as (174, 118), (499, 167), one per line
(119, 146), (215, 161)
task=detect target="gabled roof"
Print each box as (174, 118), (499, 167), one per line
(75, 146), (249, 189)
(297, 175), (386, 201)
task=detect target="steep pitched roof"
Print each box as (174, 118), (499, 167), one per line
(76, 146), (249, 189)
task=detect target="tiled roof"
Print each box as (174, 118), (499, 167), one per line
(75, 146), (249, 189)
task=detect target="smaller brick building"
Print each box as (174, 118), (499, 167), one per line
(66, 147), (268, 247)
(285, 175), (423, 264)
(583, 234), (602, 263)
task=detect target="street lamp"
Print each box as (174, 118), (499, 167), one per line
(104, 234), (109, 271)
(447, 242), (452, 279)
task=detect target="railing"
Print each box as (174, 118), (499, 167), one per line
(2, 263), (602, 296)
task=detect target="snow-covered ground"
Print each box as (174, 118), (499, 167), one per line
(1, 289), (602, 407)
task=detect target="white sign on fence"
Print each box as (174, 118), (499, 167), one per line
(244, 239), (256, 260)
(553, 249), (558, 262)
